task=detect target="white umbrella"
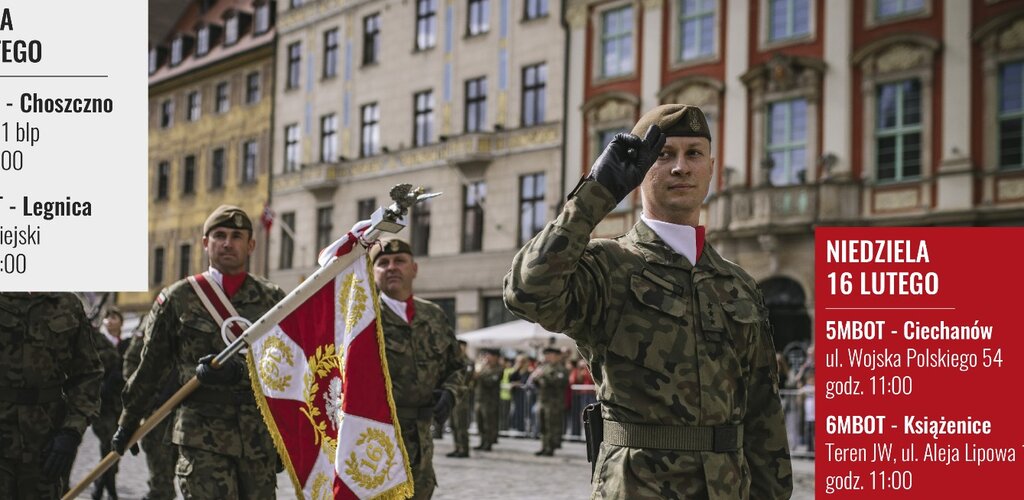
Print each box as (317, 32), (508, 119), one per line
(457, 319), (575, 354)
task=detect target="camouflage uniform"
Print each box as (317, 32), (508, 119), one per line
(380, 297), (465, 499)
(449, 354), (474, 455)
(533, 360), (569, 454)
(504, 180), (793, 499)
(122, 328), (178, 500)
(119, 276), (285, 500)
(473, 361), (503, 449)
(0, 293), (103, 499)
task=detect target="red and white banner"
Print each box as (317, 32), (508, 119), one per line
(249, 225), (413, 499)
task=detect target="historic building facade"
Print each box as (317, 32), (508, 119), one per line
(566, 0), (1024, 352)
(268, 0), (566, 331)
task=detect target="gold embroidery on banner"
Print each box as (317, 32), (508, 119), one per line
(311, 472), (332, 500)
(258, 336), (294, 392)
(301, 344), (341, 462)
(343, 428), (397, 490)
(338, 272), (368, 332)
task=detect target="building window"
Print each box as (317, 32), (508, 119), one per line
(242, 140), (258, 183)
(766, 98), (807, 186)
(432, 298), (457, 330)
(679, 0), (715, 62)
(255, 2), (271, 34)
(284, 124), (299, 172)
(178, 244), (192, 279)
(161, 99), (174, 128)
(170, 37), (185, 66)
(361, 103), (380, 157)
(522, 63), (546, 126)
(524, 0), (548, 19)
(182, 155), (196, 194)
(999, 61), (1024, 170)
(357, 198), (376, 220)
(149, 48), (162, 74)
(153, 247), (165, 285)
(290, 0), (303, 8)
(225, 15), (239, 45)
(414, 91), (434, 147)
(211, 148), (225, 189)
(767, 0), (810, 42)
(215, 82), (230, 113)
(246, 72), (261, 104)
(465, 77), (487, 133)
(323, 28), (339, 78)
(484, 297), (517, 326)
(363, 14), (381, 65)
(601, 6), (634, 78)
(187, 91), (201, 122)
(197, 26), (211, 56)
(518, 173), (545, 245)
(279, 211), (295, 270)
(416, 0), (438, 50)
(876, 0), (924, 20)
(411, 191), (432, 256)
(462, 181), (486, 252)
(320, 114), (338, 163)
(468, 0), (490, 36)
(876, 79), (922, 182)
(316, 206), (334, 255)
(287, 42), (301, 89)
(156, 161), (170, 200)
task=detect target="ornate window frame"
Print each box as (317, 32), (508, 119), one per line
(975, 13), (1024, 204)
(668, 0), (721, 70)
(865, 0), (931, 29)
(590, 0), (640, 84)
(759, 0), (816, 51)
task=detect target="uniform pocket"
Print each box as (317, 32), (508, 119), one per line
(629, 272), (687, 318)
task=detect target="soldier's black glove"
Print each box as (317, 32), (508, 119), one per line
(196, 354), (243, 386)
(111, 422), (141, 456)
(586, 125), (666, 203)
(432, 389), (454, 424)
(42, 428), (81, 478)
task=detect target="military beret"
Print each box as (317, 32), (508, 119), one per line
(631, 104), (711, 141)
(203, 205), (253, 235)
(369, 238), (413, 263)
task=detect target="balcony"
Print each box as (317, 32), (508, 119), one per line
(708, 180), (861, 237)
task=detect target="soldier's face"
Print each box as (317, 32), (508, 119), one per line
(640, 136), (713, 226)
(373, 253), (418, 301)
(203, 227), (255, 275)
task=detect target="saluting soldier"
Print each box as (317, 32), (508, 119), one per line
(113, 205), (285, 499)
(472, 348), (503, 452)
(0, 292), (104, 499)
(371, 238), (465, 499)
(505, 105), (792, 499)
(531, 347), (569, 456)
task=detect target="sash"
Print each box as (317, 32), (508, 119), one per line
(186, 272), (251, 352)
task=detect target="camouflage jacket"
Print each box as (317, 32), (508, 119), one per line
(120, 274), (285, 458)
(504, 181), (792, 499)
(473, 363), (503, 406)
(0, 293), (103, 460)
(380, 295), (465, 413)
(532, 362), (569, 405)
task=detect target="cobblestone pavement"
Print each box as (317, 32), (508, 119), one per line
(70, 430), (814, 498)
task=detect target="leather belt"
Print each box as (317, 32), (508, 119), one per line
(603, 420), (743, 452)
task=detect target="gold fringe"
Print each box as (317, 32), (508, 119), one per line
(366, 255), (416, 499)
(248, 342), (307, 500)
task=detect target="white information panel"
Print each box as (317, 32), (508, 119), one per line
(0, 2), (147, 290)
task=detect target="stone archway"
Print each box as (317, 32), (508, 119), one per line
(761, 276), (811, 358)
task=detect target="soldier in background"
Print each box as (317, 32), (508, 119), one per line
(446, 340), (473, 458)
(121, 313), (178, 500)
(505, 105), (792, 498)
(530, 347), (569, 456)
(89, 308), (129, 499)
(113, 205), (285, 499)
(0, 292), (103, 499)
(472, 348), (502, 452)
(372, 238), (465, 499)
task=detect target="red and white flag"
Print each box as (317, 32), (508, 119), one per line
(249, 222), (413, 499)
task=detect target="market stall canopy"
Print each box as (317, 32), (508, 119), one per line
(457, 319), (575, 354)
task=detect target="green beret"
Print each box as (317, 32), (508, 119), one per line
(631, 104), (711, 141)
(369, 238), (413, 263)
(203, 205), (253, 235)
